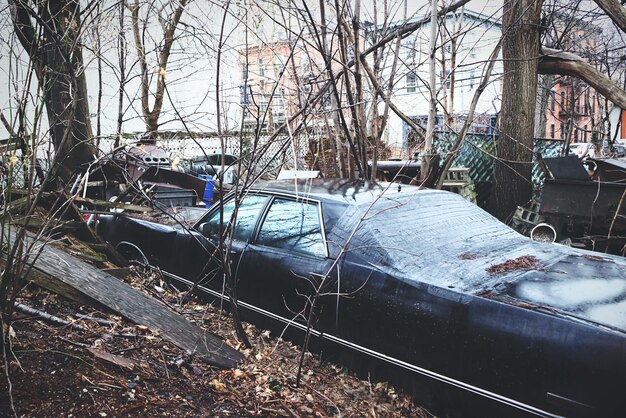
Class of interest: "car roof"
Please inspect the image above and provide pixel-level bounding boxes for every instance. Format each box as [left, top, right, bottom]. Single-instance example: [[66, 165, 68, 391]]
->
[[251, 178, 423, 205]]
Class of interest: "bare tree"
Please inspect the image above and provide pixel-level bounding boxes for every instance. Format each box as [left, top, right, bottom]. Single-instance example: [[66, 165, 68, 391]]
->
[[9, 0, 97, 186], [493, 0, 626, 220], [490, 0, 543, 221], [129, 0, 189, 141], [421, 0, 439, 184]]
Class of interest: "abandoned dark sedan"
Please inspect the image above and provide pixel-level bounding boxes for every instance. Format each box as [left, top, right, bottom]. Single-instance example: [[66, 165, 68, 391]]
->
[[97, 179, 626, 417]]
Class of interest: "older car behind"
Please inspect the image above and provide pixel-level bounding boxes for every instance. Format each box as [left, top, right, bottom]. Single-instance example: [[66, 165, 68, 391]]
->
[[569, 143, 595, 159], [97, 180, 626, 417]]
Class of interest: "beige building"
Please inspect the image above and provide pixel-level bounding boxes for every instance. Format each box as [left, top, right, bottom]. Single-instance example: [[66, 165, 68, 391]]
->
[[239, 40, 337, 133]]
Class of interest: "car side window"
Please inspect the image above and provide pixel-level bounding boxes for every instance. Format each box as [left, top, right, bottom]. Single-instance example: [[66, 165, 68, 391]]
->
[[203, 195, 268, 241], [256, 198, 326, 258]]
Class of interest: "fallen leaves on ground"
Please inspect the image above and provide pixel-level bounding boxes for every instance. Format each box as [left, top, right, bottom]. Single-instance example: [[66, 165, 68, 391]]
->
[[0, 268, 433, 418]]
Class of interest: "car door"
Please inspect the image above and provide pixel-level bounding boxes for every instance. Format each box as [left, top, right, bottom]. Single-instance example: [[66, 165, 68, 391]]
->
[[235, 195, 336, 328], [195, 194, 270, 290]]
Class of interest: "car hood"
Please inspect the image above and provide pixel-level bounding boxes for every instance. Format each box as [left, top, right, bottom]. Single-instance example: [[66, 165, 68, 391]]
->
[[329, 189, 626, 334], [503, 254, 626, 332]]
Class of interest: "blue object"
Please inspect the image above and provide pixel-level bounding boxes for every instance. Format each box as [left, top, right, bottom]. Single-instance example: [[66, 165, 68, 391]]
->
[[199, 175, 214, 205]]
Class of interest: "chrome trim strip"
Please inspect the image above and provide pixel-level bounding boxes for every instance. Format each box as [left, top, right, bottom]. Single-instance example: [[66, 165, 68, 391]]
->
[[165, 272, 563, 418], [546, 392, 593, 410]]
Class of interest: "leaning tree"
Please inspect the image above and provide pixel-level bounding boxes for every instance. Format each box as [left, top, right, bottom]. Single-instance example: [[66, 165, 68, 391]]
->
[[9, 0, 96, 187], [492, 0, 626, 221]]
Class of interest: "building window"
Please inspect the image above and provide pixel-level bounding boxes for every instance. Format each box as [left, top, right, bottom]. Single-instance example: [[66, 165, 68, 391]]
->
[[274, 63, 284, 76], [550, 124, 555, 139], [591, 96, 596, 113], [322, 89, 332, 108], [443, 69, 451, 89], [406, 72, 417, 93], [560, 91, 565, 112], [583, 125, 588, 141], [574, 128, 579, 142], [347, 46, 355, 61], [259, 95, 268, 112], [560, 122, 565, 139], [300, 57, 310, 73], [240, 85, 252, 104], [550, 91, 555, 112], [258, 57, 265, 77], [404, 38, 417, 62]]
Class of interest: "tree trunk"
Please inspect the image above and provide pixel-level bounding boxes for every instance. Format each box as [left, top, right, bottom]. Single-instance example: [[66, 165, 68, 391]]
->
[[11, 0, 96, 186], [491, 0, 543, 221], [421, 0, 439, 185]]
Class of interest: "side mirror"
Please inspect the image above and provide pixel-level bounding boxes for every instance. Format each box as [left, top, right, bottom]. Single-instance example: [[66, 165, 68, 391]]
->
[[198, 222, 214, 236]]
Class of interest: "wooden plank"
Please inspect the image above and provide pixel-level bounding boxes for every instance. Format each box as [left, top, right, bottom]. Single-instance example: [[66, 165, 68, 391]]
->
[[4, 225, 243, 368]]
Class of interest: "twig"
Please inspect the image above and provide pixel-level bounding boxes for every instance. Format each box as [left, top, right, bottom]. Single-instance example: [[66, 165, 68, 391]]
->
[[159, 349, 170, 379], [110, 346, 138, 355], [58, 336, 91, 348], [14, 302, 86, 332], [606, 188, 626, 252], [2, 323, 18, 418], [16, 303, 140, 339], [70, 313, 117, 327]]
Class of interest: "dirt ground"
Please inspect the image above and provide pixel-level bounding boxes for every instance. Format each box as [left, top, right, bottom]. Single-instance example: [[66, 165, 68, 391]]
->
[[0, 269, 433, 418]]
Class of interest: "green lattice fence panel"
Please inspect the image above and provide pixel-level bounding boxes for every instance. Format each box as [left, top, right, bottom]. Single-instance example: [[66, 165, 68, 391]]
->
[[433, 133, 564, 207], [532, 138, 565, 185]]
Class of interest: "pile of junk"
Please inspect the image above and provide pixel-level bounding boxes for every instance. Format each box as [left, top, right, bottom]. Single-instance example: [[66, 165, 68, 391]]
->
[[510, 155, 626, 256], [77, 141, 239, 212]]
